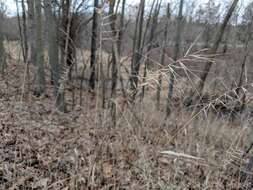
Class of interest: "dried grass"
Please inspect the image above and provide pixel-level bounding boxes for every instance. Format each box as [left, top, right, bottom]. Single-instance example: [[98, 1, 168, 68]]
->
[[1, 40, 253, 190]]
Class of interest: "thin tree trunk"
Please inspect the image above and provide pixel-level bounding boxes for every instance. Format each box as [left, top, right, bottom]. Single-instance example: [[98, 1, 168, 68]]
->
[[203, 22, 211, 49], [223, 25, 230, 54], [129, 0, 145, 102], [109, 0, 120, 126], [141, 0, 160, 100], [56, 0, 73, 112], [109, 0, 126, 127], [236, 17, 253, 98], [157, 3, 170, 109], [0, 13, 6, 75], [34, 0, 46, 96], [230, 31, 250, 118], [203, 0, 212, 49], [21, 0, 28, 63], [118, 0, 128, 103], [118, 0, 126, 51], [20, 0, 31, 98], [237, 46, 249, 96], [27, 0, 36, 65], [140, 0, 156, 54], [15, 0, 26, 64], [45, 0, 60, 96], [89, 0, 99, 92], [196, 0, 239, 96], [166, 0, 184, 116]]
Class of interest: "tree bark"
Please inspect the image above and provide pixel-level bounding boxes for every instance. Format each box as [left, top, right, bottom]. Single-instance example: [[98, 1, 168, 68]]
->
[[236, 16, 253, 96], [56, 0, 73, 112], [109, 0, 126, 126], [16, 0, 26, 65], [89, 0, 99, 92], [141, 0, 160, 100], [197, 0, 239, 96], [157, 3, 170, 110], [27, 0, 36, 65], [109, 0, 119, 126], [167, 0, 184, 115], [129, 0, 145, 102], [34, 0, 46, 96], [21, 0, 28, 63], [45, 0, 60, 96], [0, 11, 6, 75]]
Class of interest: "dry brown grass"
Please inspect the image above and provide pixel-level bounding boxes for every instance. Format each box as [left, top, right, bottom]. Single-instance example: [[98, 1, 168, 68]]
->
[[1, 41, 253, 189], [1, 86, 253, 189]]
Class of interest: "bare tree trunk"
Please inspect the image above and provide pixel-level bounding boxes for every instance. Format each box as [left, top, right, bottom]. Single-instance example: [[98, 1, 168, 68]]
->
[[118, 0, 126, 52], [110, 8, 119, 102], [56, 0, 73, 112], [203, 0, 213, 49], [108, 0, 126, 126], [20, 0, 31, 96], [89, 0, 99, 92], [157, 3, 170, 110], [21, 0, 28, 63], [141, 0, 160, 100], [0, 32, 5, 75], [196, 0, 239, 96], [118, 0, 127, 105], [27, 0, 36, 65], [145, 0, 160, 66], [166, 0, 184, 116], [34, 0, 46, 96], [129, 0, 145, 102], [203, 23, 211, 49], [109, 0, 120, 126], [45, 0, 60, 96], [0, 12, 6, 75], [60, 0, 75, 70], [16, 0, 26, 64], [223, 25, 230, 54], [140, 0, 156, 53], [236, 17, 253, 97], [237, 45, 249, 96]]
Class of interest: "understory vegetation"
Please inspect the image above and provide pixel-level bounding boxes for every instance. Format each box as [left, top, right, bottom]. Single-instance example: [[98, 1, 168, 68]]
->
[[1, 0, 253, 189]]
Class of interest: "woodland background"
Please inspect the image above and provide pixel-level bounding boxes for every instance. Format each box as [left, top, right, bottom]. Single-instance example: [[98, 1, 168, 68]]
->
[[1, 0, 253, 189]]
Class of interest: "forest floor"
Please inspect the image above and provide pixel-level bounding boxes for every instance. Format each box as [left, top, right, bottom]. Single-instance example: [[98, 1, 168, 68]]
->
[[1, 44, 253, 189]]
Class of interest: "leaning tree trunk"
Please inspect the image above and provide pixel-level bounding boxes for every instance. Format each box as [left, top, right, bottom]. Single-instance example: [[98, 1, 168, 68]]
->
[[89, 0, 99, 92], [141, 0, 160, 100], [196, 0, 239, 97], [45, 0, 60, 96], [129, 0, 145, 102], [166, 0, 184, 116], [145, 0, 161, 64], [34, 0, 46, 96]]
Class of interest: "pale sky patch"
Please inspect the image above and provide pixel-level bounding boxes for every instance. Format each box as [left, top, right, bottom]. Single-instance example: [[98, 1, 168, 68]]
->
[[3, 0, 252, 16], [4, 0, 16, 16]]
